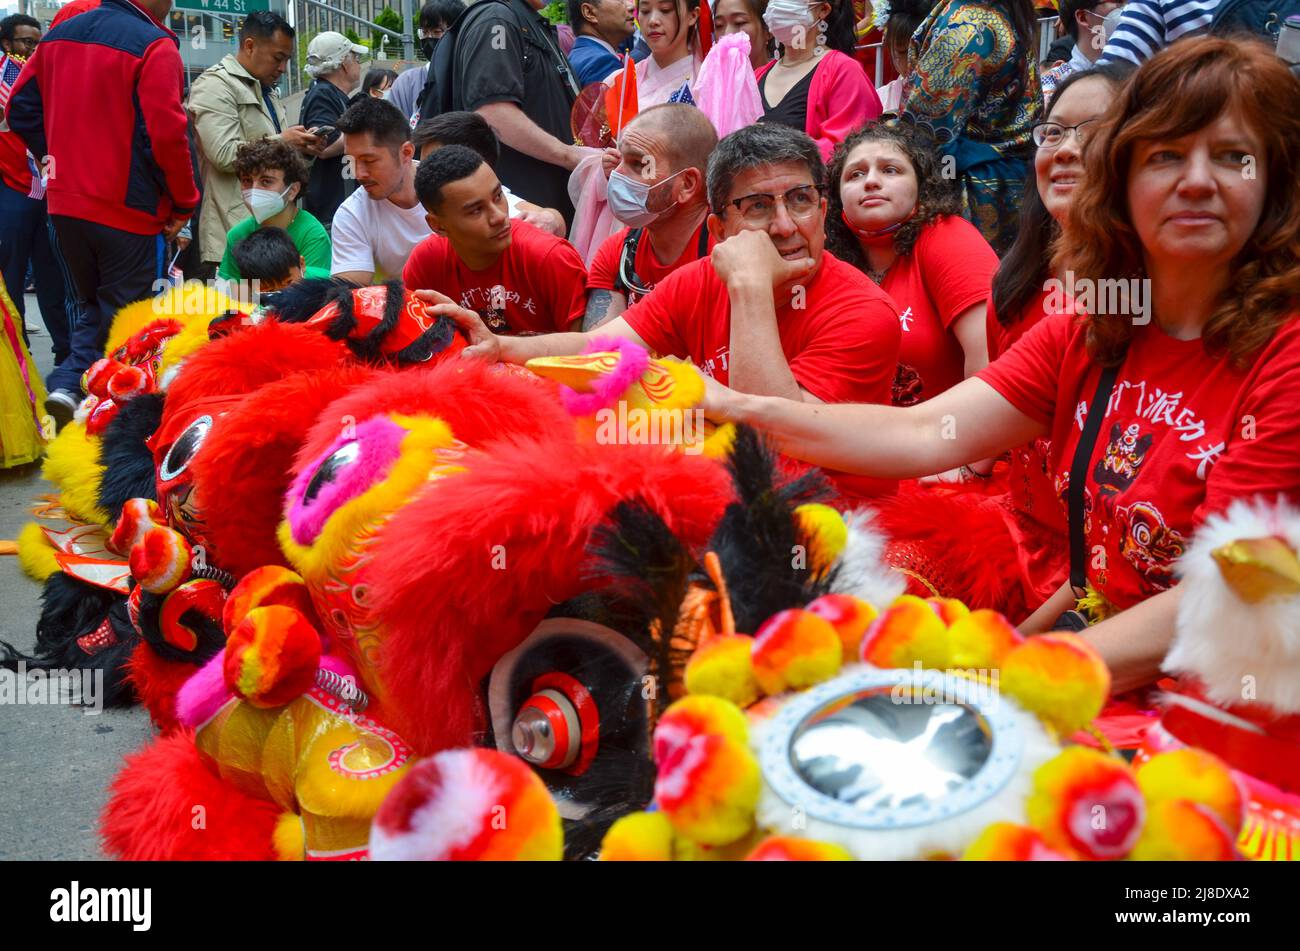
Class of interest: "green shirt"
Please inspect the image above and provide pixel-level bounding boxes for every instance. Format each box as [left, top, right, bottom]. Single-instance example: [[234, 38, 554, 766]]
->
[[218, 208, 333, 282]]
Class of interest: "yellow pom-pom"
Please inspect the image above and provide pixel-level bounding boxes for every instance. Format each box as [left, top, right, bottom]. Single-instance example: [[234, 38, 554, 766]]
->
[[272, 812, 306, 860], [600, 811, 676, 860], [751, 608, 842, 695], [946, 609, 1023, 669], [16, 521, 60, 582], [795, 503, 848, 575], [1135, 749, 1243, 835], [1000, 633, 1110, 735], [859, 594, 951, 670], [926, 597, 969, 625], [685, 634, 761, 707]]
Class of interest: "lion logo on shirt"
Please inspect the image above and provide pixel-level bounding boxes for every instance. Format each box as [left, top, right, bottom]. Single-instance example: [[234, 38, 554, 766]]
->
[[1116, 500, 1184, 591], [1094, 422, 1154, 494]]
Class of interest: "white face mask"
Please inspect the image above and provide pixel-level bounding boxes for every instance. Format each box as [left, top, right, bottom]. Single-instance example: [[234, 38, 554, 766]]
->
[[606, 168, 685, 227], [242, 184, 293, 224], [763, 0, 818, 50]]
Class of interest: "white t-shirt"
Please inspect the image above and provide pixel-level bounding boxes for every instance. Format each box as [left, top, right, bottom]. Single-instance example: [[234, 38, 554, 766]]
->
[[330, 160, 525, 279]]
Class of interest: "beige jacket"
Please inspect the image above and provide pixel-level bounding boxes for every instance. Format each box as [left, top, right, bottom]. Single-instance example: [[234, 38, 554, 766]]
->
[[187, 54, 287, 263]]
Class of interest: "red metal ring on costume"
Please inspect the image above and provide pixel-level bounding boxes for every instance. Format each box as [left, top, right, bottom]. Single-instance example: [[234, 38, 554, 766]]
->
[[510, 672, 600, 774]]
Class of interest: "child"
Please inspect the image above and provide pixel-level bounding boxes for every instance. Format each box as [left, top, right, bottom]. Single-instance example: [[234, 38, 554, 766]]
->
[[230, 227, 326, 295]]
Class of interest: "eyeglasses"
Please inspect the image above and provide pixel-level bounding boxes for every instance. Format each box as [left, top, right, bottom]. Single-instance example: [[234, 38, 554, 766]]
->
[[727, 185, 823, 225], [1032, 118, 1099, 149]]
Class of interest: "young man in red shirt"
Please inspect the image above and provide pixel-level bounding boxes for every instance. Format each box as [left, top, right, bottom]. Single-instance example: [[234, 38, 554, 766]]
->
[[422, 123, 902, 500], [584, 102, 718, 329], [403, 145, 587, 334]]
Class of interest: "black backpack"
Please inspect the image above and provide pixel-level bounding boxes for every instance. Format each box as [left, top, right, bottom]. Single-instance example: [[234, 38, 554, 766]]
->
[[414, 0, 577, 126], [1211, 0, 1300, 40]]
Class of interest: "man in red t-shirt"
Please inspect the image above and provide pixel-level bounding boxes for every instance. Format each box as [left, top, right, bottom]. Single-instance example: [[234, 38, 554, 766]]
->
[[422, 123, 902, 500], [584, 103, 718, 329], [404, 144, 587, 334]]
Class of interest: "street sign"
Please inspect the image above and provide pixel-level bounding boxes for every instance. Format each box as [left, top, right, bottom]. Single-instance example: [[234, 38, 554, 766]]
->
[[173, 0, 271, 14]]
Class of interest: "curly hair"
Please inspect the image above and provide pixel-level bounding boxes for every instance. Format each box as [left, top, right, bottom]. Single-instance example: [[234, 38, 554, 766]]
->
[[233, 138, 310, 192], [825, 118, 962, 269], [1058, 36, 1300, 368]]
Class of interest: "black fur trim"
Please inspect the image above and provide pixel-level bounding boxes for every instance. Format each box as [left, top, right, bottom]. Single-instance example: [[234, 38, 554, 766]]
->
[[391, 315, 457, 364], [261, 277, 353, 324], [96, 392, 164, 517], [134, 590, 225, 665]]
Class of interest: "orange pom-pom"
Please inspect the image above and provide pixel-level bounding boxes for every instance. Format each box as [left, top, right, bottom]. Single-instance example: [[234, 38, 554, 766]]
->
[[946, 609, 1023, 669], [859, 595, 950, 670], [371, 749, 563, 861], [223, 604, 322, 708], [1027, 748, 1144, 860], [129, 525, 193, 594], [751, 608, 842, 695], [158, 579, 227, 654], [653, 695, 759, 845], [962, 823, 1072, 861], [746, 836, 853, 861], [223, 565, 315, 636], [1129, 799, 1239, 861], [110, 497, 164, 557], [805, 593, 878, 661], [1000, 633, 1110, 734], [926, 597, 969, 625]]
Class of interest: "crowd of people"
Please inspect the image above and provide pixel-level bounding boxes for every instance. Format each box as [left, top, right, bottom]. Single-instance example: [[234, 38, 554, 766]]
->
[[2, 0, 1299, 693]]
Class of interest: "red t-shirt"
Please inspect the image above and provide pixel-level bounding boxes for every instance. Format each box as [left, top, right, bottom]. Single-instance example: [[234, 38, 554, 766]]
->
[[622, 250, 902, 502], [881, 215, 998, 403], [978, 311, 1300, 611], [587, 222, 716, 307], [403, 219, 587, 334]]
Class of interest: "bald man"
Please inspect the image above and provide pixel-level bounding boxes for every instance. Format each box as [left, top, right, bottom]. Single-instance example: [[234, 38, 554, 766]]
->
[[583, 103, 719, 329]]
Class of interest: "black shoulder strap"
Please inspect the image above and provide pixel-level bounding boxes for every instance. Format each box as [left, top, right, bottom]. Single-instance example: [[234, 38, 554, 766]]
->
[[1068, 362, 1120, 598], [613, 227, 644, 295]]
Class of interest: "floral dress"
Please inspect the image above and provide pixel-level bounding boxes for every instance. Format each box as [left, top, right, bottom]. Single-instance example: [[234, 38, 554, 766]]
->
[[902, 0, 1042, 256]]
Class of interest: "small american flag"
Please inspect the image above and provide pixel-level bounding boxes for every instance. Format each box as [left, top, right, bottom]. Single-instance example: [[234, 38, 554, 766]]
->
[[0, 53, 46, 200]]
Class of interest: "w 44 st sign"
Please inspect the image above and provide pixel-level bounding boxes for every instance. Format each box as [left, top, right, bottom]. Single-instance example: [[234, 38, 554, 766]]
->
[[173, 0, 271, 13]]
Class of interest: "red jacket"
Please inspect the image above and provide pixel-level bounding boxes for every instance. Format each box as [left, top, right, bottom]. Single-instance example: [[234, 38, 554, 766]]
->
[[5, 0, 199, 234]]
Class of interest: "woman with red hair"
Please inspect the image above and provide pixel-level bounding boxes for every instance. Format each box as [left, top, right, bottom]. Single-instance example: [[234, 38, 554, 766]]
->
[[703, 36, 1300, 691]]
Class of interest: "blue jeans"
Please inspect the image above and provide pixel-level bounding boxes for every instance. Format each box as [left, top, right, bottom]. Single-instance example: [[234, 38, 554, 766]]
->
[[0, 182, 70, 364]]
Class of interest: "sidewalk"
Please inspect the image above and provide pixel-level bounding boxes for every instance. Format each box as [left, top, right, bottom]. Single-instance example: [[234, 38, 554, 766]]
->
[[0, 297, 152, 860]]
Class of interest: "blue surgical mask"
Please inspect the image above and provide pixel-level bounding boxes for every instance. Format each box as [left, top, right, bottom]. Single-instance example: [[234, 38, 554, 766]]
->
[[606, 168, 685, 228]]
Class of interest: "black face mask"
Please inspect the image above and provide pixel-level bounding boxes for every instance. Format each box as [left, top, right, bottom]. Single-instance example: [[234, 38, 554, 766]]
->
[[420, 36, 439, 59]]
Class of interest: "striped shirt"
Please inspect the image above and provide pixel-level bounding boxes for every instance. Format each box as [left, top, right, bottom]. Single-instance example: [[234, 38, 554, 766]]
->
[[1097, 0, 1218, 66]]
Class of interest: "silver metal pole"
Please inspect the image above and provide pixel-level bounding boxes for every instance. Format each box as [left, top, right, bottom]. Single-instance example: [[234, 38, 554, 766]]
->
[[401, 0, 415, 60]]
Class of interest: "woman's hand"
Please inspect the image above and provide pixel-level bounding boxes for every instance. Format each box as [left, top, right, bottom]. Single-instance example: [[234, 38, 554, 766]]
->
[[414, 289, 501, 362]]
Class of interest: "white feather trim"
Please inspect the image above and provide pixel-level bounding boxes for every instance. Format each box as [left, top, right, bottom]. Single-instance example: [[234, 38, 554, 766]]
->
[[831, 508, 906, 610], [1168, 496, 1300, 714]]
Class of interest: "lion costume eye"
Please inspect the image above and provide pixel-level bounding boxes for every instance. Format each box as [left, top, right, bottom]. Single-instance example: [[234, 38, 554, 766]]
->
[[159, 415, 212, 483], [287, 417, 409, 547], [303, 441, 361, 504]]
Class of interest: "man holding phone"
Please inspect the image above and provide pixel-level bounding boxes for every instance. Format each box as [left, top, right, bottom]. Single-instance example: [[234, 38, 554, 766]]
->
[[301, 32, 368, 231], [189, 11, 324, 278]]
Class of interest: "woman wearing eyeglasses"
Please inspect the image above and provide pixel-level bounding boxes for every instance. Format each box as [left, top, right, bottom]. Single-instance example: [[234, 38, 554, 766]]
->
[[702, 37, 1300, 690], [827, 119, 999, 409], [754, 0, 881, 161], [899, 0, 1042, 255]]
